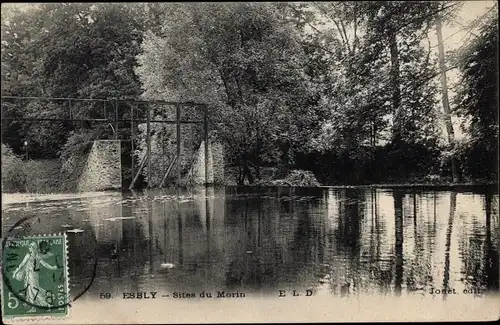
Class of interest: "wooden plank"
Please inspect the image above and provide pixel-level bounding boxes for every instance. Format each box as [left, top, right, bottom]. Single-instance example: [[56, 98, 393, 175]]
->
[[159, 155, 178, 188], [146, 104, 152, 187], [204, 105, 209, 185], [128, 148, 148, 190], [176, 104, 181, 186]]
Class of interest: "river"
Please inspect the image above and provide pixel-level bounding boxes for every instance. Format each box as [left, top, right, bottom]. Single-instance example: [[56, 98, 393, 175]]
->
[[2, 186, 498, 300]]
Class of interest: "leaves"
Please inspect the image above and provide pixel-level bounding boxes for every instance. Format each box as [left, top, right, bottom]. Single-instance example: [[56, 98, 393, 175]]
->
[[453, 8, 498, 180], [2, 3, 145, 159], [135, 3, 323, 183], [2, 2, 496, 185]]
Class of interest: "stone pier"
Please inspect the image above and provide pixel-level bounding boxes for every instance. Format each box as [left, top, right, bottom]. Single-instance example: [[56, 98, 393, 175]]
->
[[78, 140, 122, 192], [192, 140, 224, 185]]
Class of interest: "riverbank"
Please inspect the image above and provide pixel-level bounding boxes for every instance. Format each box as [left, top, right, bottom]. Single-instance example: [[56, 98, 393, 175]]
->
[[318, 182, 498, 190], [1, 191, 116, 205]]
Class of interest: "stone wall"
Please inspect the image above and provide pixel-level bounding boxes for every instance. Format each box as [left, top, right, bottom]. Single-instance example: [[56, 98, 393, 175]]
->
[[78, 140, 122, 192], [191, 139, 224, 185], [211, 142, 224, 184]]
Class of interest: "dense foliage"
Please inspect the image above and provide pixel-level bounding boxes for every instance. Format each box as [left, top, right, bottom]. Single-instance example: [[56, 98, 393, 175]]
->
[[1, 2, 498, 189], [2, 3, 147, 189], [454, 13, 499, 181], [135, 3, 325, 184], [1, 143, 25, 191]]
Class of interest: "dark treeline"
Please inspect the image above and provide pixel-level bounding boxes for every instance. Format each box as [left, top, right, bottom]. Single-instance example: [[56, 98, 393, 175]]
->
[[1, 2, 498, 188]]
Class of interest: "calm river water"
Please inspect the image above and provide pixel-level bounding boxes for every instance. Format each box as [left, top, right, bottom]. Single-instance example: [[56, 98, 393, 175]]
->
[[2, 186, 499, 299]]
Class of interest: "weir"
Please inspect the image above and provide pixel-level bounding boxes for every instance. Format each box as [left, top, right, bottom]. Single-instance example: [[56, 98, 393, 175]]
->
[[76, 137, 224, 192]]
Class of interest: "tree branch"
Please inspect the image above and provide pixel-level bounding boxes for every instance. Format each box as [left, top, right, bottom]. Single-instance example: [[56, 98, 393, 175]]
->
[[353, 6, 358, 55], [339, 20, 352, 55], [420, 65, 458, 87], [312, 3, 352, 54], [395, 2, 461, 34], [330, 16, 349, 52], [424, 21, 431, 66], [295, 38, 336, 56], [284, 3, 323, 34]]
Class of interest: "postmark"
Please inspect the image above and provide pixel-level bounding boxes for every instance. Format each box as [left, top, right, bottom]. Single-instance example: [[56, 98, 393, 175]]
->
[[2, 234, 70, 319]]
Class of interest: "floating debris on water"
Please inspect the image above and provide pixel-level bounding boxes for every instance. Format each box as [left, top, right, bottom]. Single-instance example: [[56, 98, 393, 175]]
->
[[152, 195, 176, 201], [66, 228, 84, 233], [5, 207, 24, 212], [132, 211, 149, 214], [103, 216, 136, 221], [160, 263, 175, 269]]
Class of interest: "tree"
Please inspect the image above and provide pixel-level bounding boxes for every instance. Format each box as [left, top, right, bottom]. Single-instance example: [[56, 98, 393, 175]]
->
[[2, 3, 148, 188], [454, 8, 498, 181], [1, 4, 53, 156], [279, 1, 464, 183], [136, 3, 323, 184], [436, 12, 459, 182]]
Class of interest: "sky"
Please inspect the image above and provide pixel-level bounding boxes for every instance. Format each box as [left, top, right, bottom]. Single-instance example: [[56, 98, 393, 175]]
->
[[429, 0, 497, 140], [437, 0, 496, 52]]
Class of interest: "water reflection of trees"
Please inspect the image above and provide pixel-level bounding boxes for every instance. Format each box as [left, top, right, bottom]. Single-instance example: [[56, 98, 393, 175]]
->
[[441, 192, 456, 300], [459, 190, 499, 293], [394, 190, 404, 296], [321, 188, 498, 297], [222, 188, 331, 293], [335, 189, 362, 254], [16, 186, 496, 297], [484, 192, 499, 291]]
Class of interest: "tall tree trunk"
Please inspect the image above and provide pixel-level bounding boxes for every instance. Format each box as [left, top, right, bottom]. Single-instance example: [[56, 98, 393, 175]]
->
[[276, 143, 291, 179], [436, 15, 459, 183], [388, 29, 402, 143], [255, 135, 261, 180], [237, 163, 244, 185], [243, 155, 254, 184]]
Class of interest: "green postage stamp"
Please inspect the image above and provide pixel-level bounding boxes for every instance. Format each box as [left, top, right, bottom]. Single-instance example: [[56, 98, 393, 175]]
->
[[2, 234, 70, 319]]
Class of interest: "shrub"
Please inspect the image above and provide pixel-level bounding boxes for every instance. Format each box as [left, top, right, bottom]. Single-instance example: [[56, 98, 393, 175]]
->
[[453, 138, 498, 182], [269, 169, 321, 187], [24, 160, 63, 193], [1, 143, 27, 192]]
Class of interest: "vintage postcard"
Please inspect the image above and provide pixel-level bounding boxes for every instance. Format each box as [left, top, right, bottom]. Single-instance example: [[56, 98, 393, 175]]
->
[[1, 1, 499, 323]]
